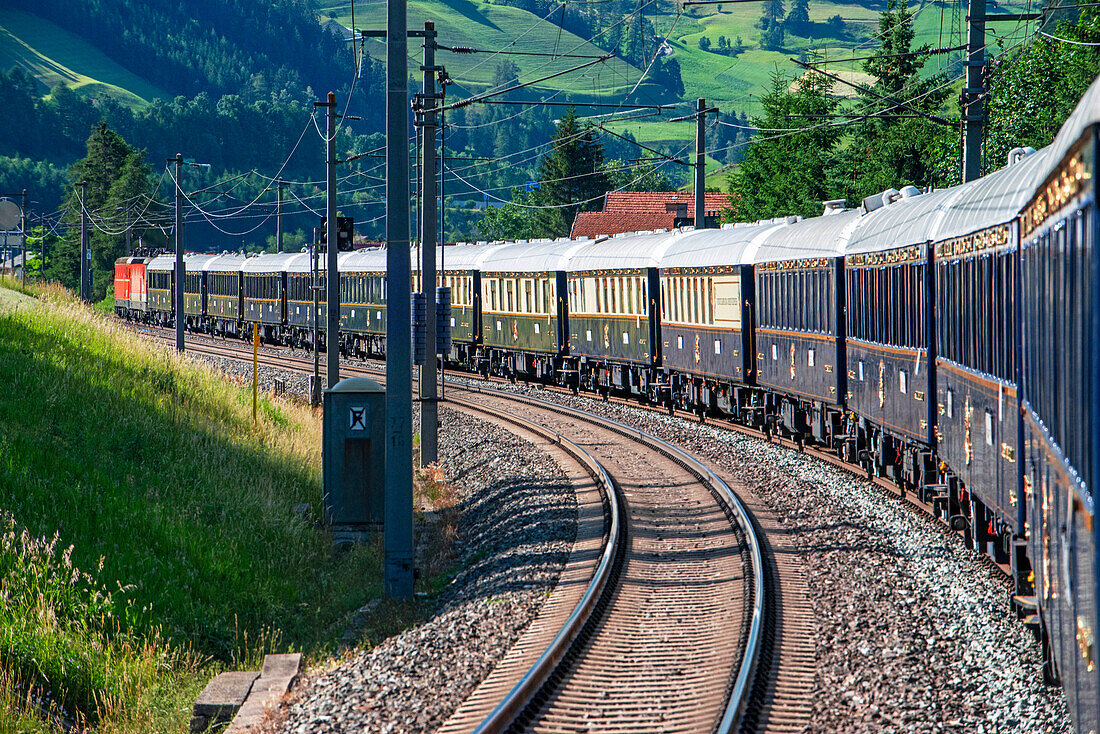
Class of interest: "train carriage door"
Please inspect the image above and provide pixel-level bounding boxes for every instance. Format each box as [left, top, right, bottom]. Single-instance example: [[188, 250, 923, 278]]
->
[[555, 271, 569, 355], [646, 267, 660, 367], [833, 257, 846, 406], [738, 264, 755, 385]]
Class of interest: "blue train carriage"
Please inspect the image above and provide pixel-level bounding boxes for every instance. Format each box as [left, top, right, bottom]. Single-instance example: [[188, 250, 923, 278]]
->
[[930, 148, 1053, 564], [145, 254, 176, 326], [478, 239, 579, 381], [843, 187, 947, 486], [1018, 81, 1100, 729], [338, 248, 386, 356], [566, 231, 669, 398], [242, 252, 295, 341], [753, 215, 849, 445], [203, 253, 247, 337], [656, 223, 773, 420], [440, 242, 508, 367], [181, 253, 219, 331]]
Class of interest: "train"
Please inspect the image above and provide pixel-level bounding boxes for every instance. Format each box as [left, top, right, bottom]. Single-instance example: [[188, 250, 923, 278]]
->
[[115, 77, 1100, 731]]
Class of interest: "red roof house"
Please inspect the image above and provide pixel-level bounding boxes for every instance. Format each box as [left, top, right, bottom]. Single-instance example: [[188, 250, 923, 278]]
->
[[570, 191, 734, 239]]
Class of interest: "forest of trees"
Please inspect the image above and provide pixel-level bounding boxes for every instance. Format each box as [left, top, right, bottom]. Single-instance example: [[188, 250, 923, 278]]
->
[[7, 0, 377, 112], [4, 0, 1100, 256], [726, 3, 1100, 221]]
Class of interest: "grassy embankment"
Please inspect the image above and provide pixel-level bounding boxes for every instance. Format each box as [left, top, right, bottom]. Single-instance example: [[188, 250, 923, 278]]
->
[[0, 278, 382, 732]]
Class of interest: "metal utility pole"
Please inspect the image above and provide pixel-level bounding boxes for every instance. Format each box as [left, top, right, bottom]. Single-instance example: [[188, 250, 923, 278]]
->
[[78, 180, 88, 302], [694, 98, 718, 229], [386, 0, 414, 601], [276, 177, 284, 253], [312, 228, 321, 406], [325, 92, 340, 389], [419, 20, 440, 467], [963, 0, 986, 182], [39, 212, 45, 272], [173, 153, 185, 352], [20, 190, 26, 286]]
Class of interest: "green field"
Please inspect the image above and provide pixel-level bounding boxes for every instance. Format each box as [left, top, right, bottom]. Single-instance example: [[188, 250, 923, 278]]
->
[[327, 0, 667, 102], [0, 8, 167, 105]]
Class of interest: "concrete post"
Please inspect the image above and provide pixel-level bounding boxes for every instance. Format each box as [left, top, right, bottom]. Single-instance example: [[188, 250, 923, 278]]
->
[[385, 0, 415, 601], [174, 153, 185, 352], [963, 0, 986, 182], [326, 92, 340, 389], [420, 21, 439, 467], [79, 180, 88, 302], [695, 98, 706, 229]]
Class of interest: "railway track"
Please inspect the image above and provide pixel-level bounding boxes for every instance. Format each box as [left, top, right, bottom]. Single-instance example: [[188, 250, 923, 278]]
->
[[128, 324, 817, 732]]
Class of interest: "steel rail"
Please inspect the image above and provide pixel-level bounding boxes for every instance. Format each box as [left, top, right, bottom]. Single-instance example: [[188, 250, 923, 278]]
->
[[456, 384, 766, 733], [456, 399, 624, 734], [131, 324, 765, 731]]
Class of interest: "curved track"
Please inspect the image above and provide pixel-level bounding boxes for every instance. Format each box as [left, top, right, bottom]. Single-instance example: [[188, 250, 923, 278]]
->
[[129, 325, 810, 733]]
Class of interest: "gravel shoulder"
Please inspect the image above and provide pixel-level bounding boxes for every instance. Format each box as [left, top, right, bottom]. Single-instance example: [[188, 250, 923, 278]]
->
[[187, 353, 577, 734], [452, 379, 1071, 734], [170, 340, 1070, 731]]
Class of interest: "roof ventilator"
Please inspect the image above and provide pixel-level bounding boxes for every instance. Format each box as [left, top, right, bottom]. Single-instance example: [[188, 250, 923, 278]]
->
[[862, 188, 904, 214], [822, 199, 846, 216], [1008, 146, 1037, 166], [900, 185, 922, 199]]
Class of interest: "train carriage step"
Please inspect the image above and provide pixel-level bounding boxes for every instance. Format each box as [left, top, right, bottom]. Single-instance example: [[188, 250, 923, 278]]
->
[[1022, 614, 1041, 631], [1012, 594, 1039, 614]]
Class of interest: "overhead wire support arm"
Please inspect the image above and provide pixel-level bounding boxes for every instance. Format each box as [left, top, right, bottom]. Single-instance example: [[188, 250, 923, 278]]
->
[[441, 45, 608, 59], [440, 54, 614, 112], [681, 0, 766, 6], [474, 99, 672, 112], [593, 123, 691, 166], [789, 58, 954, 127], [817, 44, 967, 64], [975, 12, 1043, 21]]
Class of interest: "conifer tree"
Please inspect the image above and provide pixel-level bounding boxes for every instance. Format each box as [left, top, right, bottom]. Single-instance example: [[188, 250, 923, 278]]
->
[[52, 124, 163, 299], [531, 108, 610, 238]]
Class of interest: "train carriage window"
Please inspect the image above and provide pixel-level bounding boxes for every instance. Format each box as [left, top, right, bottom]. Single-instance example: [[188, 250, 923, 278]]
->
[[641, 278, 648, 315], [862, 268, 871, 341], [680, 276, 687, 323]]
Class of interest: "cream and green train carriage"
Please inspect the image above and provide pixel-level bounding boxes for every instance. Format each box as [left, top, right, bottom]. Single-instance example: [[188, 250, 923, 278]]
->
[[338, 248, 387, 356], [439, 242, 508, 366], [203, 252, 247, 336], [565, 231, 670, 398], [476, 239, 583, 381], [242, 252, 297, 341], [145, 253, 176, 325], [180, 253, 219, 330]]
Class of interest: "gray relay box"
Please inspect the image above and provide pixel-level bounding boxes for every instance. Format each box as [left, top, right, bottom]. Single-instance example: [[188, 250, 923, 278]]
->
[[322, 376, 386, 530]]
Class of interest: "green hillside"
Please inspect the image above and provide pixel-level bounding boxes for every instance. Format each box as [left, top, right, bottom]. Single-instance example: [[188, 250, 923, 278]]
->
[[327, 0, 667, 102], [0, 8, 166, 105]]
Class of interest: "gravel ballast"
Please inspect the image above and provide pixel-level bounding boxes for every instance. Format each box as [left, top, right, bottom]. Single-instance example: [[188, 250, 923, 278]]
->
[[274, 406, 575, 734], [450, 378, 1072, 733], [181, 340, 1070, 731], [186, 352, 577, 733]]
